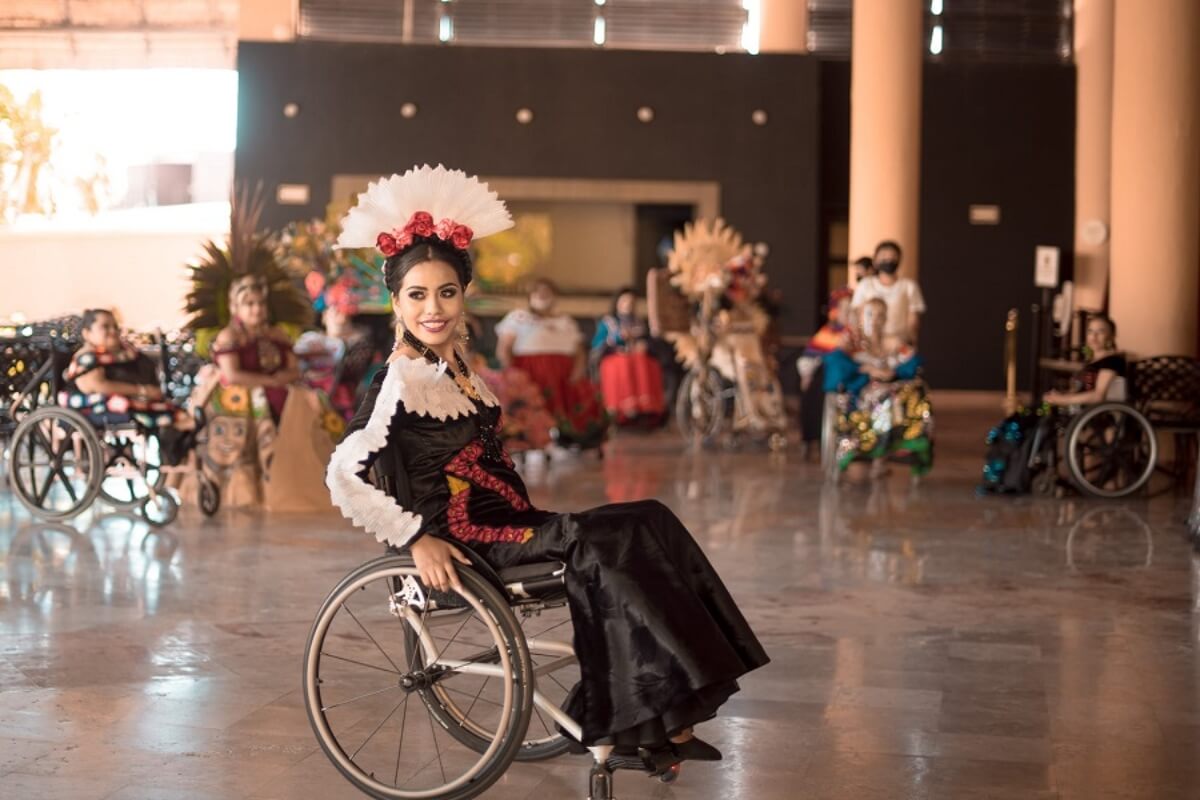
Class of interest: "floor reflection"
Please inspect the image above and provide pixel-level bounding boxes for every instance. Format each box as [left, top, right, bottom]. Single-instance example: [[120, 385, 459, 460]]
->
[[1, 419, 1198, 799]]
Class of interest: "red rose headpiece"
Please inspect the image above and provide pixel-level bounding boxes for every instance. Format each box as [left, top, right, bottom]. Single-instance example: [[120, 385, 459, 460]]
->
[[336, 165, 514, 258], [375, 211, 475, 258]]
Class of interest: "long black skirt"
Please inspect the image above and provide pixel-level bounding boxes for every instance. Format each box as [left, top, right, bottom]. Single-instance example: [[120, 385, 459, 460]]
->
[[472, 499, 769, 747]]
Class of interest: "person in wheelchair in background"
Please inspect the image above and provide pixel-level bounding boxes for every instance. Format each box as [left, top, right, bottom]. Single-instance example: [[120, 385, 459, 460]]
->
[[325, 168, 768, 780], [61, 308, 179, 428], [825, 298, 933, 478], [1043, 314, 1127, 407]]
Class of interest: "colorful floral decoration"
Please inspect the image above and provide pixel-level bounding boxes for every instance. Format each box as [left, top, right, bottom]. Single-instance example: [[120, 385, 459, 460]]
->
[[277, 205, 390, 316]]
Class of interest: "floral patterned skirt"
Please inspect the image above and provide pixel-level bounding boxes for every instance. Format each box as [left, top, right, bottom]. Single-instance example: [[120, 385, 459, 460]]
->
[[835, 380, 934, 474]]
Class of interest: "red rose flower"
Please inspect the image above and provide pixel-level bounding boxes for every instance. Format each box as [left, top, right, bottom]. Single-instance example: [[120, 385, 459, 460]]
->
[[405, 211, 435, 238], [376, 232, 399, 257], [449, 224, 473, 250]]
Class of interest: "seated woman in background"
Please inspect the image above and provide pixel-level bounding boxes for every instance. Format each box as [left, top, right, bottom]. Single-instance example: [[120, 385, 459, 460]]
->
[[62, 308, 179, 429], [590, 286, 666, 427], [1044, 314, 1126, 406], [495, 278, 608, 449], [193, 275, 338, 509], [825, 298, 932, 477]]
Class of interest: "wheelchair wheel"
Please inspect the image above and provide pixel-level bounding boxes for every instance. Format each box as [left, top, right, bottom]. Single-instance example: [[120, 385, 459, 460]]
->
[[1065, 402, 1157, 498], [409, 596, 578, 763], [304, 555, 534, 800], [8, 407, 104, 522], [514, 599, 579, 761], [198, 475, 221, 517], [98, 430, 166, 511], [140, 489, 179, 528], [675, 369, 724, 443], [820, 393, 840, 479]]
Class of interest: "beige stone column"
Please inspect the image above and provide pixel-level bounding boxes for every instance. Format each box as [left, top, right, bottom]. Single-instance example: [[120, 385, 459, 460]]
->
[[1109, 0, 1200, 357], [848, 0, 924, 281], [759, 0, 808, 54], [238, 0, 297, 41], [1072, 0, 1114, 312]]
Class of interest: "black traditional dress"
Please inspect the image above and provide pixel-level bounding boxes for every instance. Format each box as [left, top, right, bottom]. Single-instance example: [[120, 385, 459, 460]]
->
[[326, 354, 768, 747]]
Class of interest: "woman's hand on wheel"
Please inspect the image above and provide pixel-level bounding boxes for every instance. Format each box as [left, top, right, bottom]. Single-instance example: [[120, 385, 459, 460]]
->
[[410, 536, 471, 594]]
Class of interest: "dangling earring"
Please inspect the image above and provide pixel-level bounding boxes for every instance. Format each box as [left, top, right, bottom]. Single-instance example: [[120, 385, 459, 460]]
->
[[457, 315, 470, 347], [393, 317, 407, 350]]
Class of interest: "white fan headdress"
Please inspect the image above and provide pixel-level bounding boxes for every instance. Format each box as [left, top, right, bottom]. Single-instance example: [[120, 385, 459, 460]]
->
[[336, 164, 513, 257]]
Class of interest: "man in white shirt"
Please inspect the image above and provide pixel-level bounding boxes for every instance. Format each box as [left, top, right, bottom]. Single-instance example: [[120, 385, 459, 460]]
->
[[850, 240, 926, 344]]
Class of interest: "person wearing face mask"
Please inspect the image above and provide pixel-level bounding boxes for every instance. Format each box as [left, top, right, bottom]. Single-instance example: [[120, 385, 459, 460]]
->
[[850, 240, 926, 345], [824, 299, 933, 477], [494, 277, 608, 449]]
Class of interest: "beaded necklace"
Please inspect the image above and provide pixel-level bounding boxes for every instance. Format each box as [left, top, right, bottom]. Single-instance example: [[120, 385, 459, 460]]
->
[[401, 329, 481, 402]]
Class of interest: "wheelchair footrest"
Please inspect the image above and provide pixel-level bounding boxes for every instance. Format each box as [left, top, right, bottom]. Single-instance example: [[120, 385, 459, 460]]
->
[[604, 746, 681, 776]]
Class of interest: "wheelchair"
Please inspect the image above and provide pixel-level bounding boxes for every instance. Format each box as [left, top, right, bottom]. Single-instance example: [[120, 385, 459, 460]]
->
[[1027, 356, 1200, 499], [2, 328, 220, 526], [819, 377, 934, 480], [303, 549, 684, 800]]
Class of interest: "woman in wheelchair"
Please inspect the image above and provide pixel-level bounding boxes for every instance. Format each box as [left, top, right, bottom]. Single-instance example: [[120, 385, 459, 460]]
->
[[1044, 314, 1127, 406], [326, 169, 768, 776], [62, 308, 178, 428]]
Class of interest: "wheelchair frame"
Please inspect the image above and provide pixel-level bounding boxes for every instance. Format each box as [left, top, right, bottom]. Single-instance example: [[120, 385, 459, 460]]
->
[[2, 331, 218, 525], [303, 551, 682, 800]]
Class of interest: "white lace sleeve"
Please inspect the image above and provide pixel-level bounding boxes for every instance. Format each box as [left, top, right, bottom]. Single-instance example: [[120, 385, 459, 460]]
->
[[325, 366, 424, 547]]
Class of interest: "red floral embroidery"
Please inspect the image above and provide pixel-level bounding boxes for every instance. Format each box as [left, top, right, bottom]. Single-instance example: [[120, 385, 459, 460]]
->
[[445, 441, 528, 511], [442, 441, 533, 544]]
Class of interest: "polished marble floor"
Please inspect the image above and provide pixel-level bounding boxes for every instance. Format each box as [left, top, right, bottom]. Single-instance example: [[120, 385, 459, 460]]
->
[[1, 396, 1198, 799]]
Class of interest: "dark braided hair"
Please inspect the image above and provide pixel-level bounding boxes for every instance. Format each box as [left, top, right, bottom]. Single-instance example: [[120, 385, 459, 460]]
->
[[384, 237, 473, 295]]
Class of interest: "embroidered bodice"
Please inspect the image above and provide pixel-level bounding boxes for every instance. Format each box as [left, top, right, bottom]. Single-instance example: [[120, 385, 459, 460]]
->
[[326, 355, 553, 547]]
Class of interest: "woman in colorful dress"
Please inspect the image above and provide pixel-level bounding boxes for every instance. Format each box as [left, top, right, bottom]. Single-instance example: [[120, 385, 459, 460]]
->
[[494, 278, 608, 448], [61, 309, 178, 430], [824, 298, 933, 477], [327, 165, 767, 763], [590, 286, 666, 427], [195, 276, 338, 509]]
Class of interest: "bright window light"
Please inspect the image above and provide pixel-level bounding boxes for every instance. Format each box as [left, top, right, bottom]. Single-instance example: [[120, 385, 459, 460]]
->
[[439, 15, 454, 42], [593, 16, 606, 46], [930, 24, 944, 55], [595, 0, 607, 6], [0, 69, 236, 224], [931, 0, 944, 15], [741, 0, 761, 55]]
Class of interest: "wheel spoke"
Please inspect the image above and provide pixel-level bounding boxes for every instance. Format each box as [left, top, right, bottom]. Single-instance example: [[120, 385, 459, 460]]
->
[[321, 651, 401, 675], [533, 704, 552, 737], [460, 675, 491, 721], [56, 467, 80, 504], [393, 684, 410, 786], [322, 682, 403, 712], [350, 695, 409, 761], [343, 603, 403, 674], [426, 700, 448, 786], [524, 617, 572, 640], [438, 683, 503, 708]]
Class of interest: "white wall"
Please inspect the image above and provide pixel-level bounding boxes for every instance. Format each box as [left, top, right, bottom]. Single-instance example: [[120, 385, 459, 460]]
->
[[0, 204, 227, 332]]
